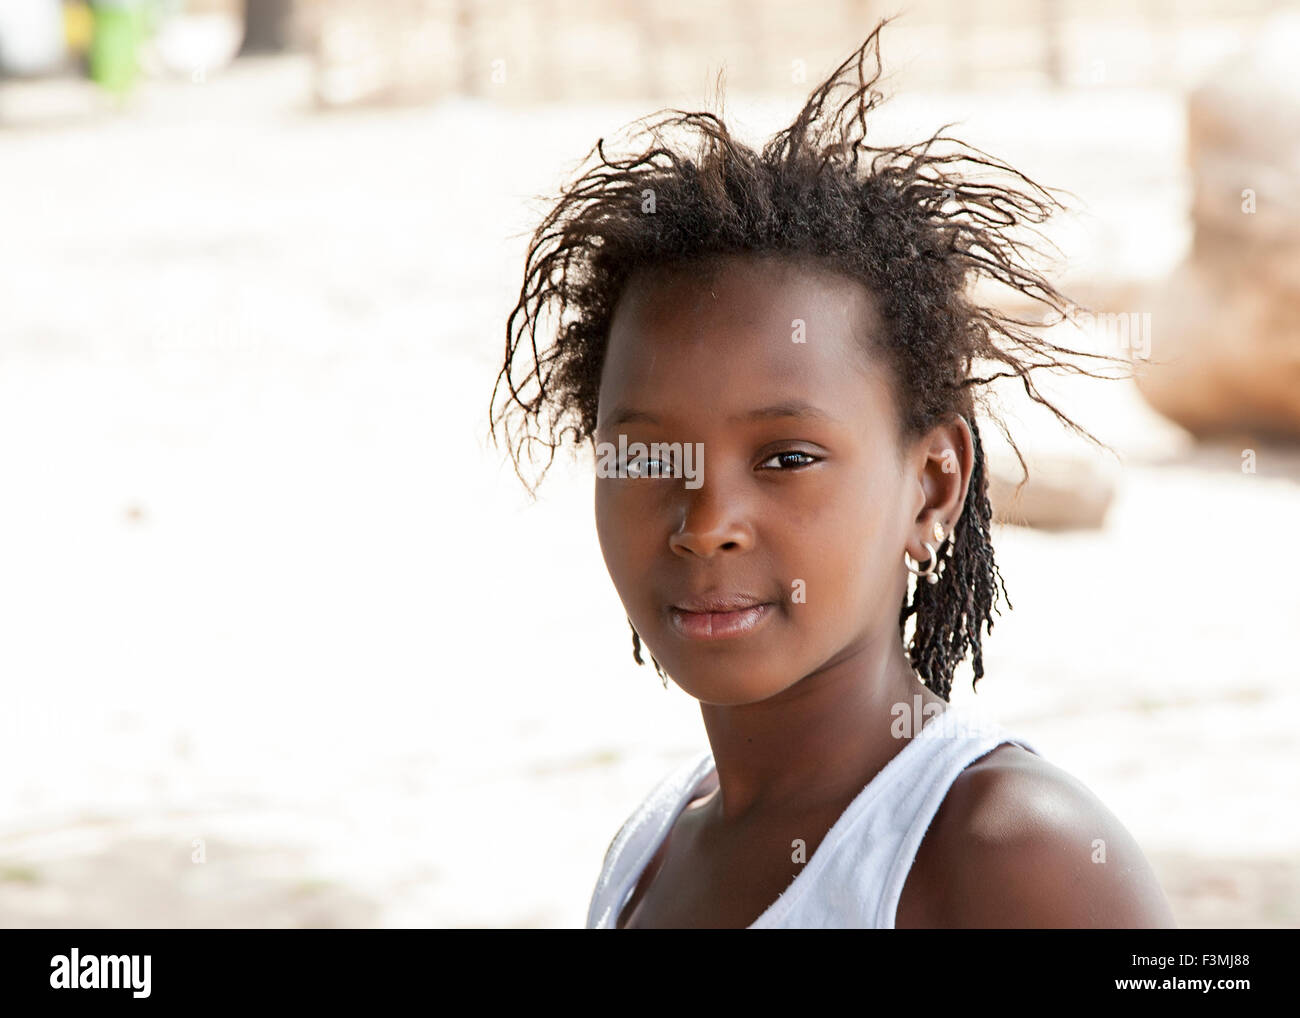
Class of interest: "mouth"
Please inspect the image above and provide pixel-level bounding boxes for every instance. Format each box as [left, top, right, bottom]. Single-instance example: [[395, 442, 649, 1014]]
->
[[667, 594, 775, 641]]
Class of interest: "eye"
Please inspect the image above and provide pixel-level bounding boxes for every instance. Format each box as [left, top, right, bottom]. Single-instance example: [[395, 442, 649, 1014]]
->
[[757, 450, 819, 471], [625, 455, 674, 478]]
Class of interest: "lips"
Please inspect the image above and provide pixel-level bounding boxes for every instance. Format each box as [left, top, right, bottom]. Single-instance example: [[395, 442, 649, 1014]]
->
[[667, 593, 775, 640], [671, 593, 768, 613]]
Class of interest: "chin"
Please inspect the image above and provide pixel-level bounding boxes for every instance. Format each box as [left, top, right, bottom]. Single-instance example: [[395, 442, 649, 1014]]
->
[[670, 668, 796, 706]]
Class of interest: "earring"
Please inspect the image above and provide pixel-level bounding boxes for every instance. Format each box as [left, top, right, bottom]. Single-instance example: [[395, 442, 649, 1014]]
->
[[904, 542, 941, 585], [908, 519, 958, 584]]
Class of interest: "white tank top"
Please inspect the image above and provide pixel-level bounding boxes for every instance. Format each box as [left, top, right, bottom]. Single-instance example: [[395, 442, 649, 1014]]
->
[[586, 698, 1040, 928]]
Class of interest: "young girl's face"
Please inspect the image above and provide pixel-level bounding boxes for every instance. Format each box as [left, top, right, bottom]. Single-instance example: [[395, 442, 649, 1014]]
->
[[593, 254, 922, 706]]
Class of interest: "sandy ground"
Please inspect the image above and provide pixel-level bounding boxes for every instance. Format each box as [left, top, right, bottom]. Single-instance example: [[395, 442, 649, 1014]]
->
[[0, 54, 1296, 928]]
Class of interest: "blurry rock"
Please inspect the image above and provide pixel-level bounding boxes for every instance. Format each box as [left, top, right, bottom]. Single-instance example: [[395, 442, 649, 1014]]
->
[[986, 448, 1117, 531], [1135, 15, 1300, 440], [1137, 260, 1300, 440]]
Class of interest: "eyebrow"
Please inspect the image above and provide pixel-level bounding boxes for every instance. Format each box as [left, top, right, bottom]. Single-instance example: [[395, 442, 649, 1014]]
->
[[602, 399, 837, 429]]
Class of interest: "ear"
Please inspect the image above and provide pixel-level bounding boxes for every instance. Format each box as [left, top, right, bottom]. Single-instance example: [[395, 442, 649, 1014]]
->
[[904, 413, 974, 566]]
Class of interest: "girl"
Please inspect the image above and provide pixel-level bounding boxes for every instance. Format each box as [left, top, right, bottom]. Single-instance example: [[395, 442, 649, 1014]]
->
[[490, 21, 1175, 929]]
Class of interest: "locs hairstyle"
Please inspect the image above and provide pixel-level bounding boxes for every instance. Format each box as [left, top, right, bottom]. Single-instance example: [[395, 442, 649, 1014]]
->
[[489, 19, 1128, 702]]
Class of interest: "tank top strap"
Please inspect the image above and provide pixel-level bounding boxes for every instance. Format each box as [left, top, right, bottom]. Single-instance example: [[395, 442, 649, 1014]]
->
[[873, 700, 1040, 927], [586, 750, 714, 929]]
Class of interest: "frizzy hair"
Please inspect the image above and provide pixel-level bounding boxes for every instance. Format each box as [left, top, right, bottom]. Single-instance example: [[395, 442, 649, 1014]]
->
[[489, 18, 1127, 701]]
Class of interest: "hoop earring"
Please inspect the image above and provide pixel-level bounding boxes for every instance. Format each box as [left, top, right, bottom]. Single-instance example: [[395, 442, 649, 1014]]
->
[[904, 541, 941, 585], [906, 516, 959, 586]]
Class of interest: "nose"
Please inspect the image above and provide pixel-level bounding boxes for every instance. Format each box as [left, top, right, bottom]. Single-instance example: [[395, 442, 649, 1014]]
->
[[668, 476, 755, 558]]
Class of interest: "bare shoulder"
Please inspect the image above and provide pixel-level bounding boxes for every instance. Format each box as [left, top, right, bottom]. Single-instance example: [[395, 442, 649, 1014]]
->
[[916, 743, 1176, 928]]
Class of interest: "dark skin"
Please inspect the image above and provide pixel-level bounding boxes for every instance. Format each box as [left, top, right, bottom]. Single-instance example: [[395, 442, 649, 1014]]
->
[[594, 254, 1176, 928]]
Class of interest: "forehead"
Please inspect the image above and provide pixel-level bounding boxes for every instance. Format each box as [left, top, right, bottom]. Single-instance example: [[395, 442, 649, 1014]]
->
[[598, 254, 895, 429]]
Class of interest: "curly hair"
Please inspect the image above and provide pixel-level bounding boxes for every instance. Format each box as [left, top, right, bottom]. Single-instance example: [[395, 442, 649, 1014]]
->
[[489, 18, 1127, 701]]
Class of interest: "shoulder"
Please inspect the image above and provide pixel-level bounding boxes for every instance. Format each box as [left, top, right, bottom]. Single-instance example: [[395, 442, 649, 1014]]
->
[[917, 743, 1176, 928]]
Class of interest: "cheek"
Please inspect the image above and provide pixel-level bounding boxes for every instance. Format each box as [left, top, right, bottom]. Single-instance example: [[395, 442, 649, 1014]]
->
[[593, 488, 621, 569], [782, 496, 896, 615], [594, 486, 652, 590]]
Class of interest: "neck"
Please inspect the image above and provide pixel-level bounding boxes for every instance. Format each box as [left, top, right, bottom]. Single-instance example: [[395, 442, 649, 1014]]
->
[[696, 632, 949, 823]]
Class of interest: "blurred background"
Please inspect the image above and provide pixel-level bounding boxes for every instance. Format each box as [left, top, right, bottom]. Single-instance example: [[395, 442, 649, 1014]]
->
[[0, 0, 1297, 928]]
